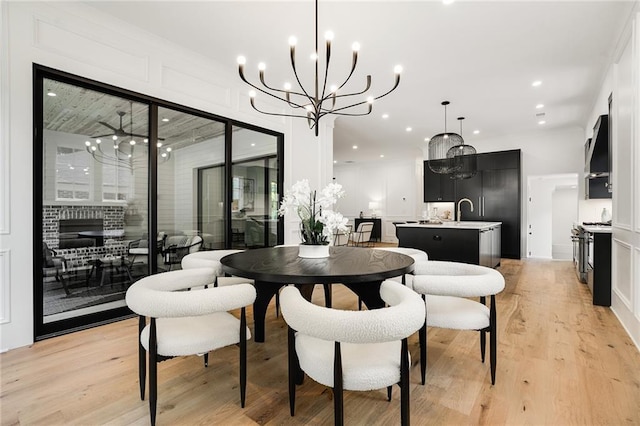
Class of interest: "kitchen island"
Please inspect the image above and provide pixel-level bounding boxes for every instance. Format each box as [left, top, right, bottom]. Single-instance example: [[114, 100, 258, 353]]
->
[[396, 221, 502, 268]]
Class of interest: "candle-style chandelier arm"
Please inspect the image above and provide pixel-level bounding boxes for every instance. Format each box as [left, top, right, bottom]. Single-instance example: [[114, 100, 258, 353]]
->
[[320, 104, 373, 117], [256, 69, 307, 103], [289, 45, 315, 106], [248, 96, 318, 120], [238, 65, 310, 110], [323, 73, 400, 115]]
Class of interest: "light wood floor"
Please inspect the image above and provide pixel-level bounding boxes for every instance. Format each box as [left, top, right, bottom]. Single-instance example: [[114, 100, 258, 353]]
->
[[2, 259, 640, 425]]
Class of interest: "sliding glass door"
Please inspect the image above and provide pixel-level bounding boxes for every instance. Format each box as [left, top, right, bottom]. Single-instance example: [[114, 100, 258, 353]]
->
[[34, 65, 284, 339], [38, 77, 148, 332]]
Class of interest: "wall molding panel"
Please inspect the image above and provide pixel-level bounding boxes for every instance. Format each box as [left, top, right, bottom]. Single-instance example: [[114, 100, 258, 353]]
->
[[33, 17, 149, 82], [612, 238, 632, 309], [0, 249, 10, 324], [161, 65, 231, 109]]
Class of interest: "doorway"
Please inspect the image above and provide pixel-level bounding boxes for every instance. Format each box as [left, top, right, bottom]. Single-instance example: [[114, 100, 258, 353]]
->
[[527, 174, 578, 259]]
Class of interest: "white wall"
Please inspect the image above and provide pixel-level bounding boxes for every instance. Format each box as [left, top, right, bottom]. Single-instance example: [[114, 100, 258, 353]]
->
[[0, 2, 333, 351], [333, 158, 419, 243], [591, 7, 640, 350]]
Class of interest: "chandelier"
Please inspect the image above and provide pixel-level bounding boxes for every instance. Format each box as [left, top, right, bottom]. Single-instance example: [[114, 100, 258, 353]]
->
[[237, 0, 402, 136], [84, 103, 171, 169], [447, 116, 477, 179], [428, 101, 463, 174]]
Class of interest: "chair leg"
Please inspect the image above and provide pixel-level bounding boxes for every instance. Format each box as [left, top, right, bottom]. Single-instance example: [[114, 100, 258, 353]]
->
[[333, 342, 344, 426], [149, 318, 158, 426], [240, 307, 247, 407], [419, 294, 427, 385], [323, 283, 332, 308], [400, 338, 410, 426], [275, 290, 280, 318], [138, 316, 146, 400], [480, 296, 487, 363], [287, 326, 297, 416], [203, 353, 209, 368], [387, 386, 392, 401], [490, 294, 497, 385]]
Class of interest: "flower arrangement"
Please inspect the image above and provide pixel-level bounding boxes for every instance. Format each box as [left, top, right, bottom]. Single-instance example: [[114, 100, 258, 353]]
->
[[278, 179, 348, 245]]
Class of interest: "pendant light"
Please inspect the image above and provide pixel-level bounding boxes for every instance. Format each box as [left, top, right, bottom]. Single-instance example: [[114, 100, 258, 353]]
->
[[447, 116, 477, 179], [428, 101, 463, 174]]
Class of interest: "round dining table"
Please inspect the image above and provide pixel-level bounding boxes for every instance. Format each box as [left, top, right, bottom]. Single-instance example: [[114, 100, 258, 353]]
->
[[220, 246, 415, 342]]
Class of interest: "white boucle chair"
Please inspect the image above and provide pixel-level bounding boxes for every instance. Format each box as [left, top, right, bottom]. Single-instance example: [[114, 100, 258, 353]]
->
[[280, 280, 425, 426], [125, 268, 256, 426], [372, 246, 428, 284], [410, 260, 505, 386], [181, 249, 252, 287]]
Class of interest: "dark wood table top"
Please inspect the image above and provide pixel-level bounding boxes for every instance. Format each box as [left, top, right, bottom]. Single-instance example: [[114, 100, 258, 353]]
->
[[220, 246, 415, 284]]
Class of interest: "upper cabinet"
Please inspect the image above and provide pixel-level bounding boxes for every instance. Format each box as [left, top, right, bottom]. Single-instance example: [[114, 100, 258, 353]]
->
[[585, 114, 612, 199], [423, 161, 455, 202]]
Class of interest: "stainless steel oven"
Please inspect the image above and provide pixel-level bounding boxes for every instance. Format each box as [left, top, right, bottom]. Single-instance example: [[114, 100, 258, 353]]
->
[[571, 225, 589, 283]]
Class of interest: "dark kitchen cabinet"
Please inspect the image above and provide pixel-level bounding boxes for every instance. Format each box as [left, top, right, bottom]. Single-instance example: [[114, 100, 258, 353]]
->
[[586, 176, 611, 199], [454, 150, 521, 259], [586, 232, 612, 306], [423, 161, 455, 202], [396, 225, 501, 268]]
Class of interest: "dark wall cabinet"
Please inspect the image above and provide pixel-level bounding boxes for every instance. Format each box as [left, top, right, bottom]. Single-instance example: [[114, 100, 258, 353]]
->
[[423, 163, 455, 202], [452, 150, 521, 259]]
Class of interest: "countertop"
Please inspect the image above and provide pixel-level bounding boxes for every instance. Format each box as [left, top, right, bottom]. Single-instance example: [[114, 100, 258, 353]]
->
[[580, 225, 612, 234], [396, 221, 502, 230]]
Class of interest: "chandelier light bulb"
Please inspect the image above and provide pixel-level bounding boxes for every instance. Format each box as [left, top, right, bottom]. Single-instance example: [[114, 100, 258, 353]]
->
[[95, 139, 101, 144], [91, 146, 97, 151], [157, 142, 162, 148], [128, 154, 132, 158], [161, 153, 167, 158], [130, 140, 136, 145], [113, 144, 118, 149], [444, 134, 449, 139], [166, 147, 172, 152], [236, 0, 401, 136], [112, 135, 118, 141], [85, 141, 91, 146], [144, 138, 149, 143], [394, 65, 403, 74]]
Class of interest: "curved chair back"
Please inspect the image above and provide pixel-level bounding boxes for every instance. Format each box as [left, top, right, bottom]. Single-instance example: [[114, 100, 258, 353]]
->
[[349, 222, 374, 247], [125, 268, 256, 425], [280, 280, 424, 425], [410, 260, 505, 386]]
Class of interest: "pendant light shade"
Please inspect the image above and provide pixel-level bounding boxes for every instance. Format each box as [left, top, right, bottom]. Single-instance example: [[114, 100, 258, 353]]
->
[[428, 101, 463, 174], [447, 116, 477, 179]]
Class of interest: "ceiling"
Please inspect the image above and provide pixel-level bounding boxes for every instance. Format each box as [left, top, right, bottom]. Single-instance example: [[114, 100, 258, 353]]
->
[[87, 0, 635, 164]]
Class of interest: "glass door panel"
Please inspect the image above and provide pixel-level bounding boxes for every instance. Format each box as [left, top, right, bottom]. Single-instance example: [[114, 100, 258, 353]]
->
[[156, 107, 226, 271], [231, 126, 279, 249], [40, 78, 148, 328]]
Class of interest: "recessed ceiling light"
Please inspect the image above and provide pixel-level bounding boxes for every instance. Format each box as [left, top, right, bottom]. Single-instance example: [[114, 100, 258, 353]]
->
[[162, 117, 169, 122], [380, 154, 385, 158], [442, 0, 455, 4], [406, 127, 412, 132], [382, 114, 389, 119], [536, 104, 544, 109], [333, 160, 337, 164], [251, 143, 256, 147], [424, 137, 430, 142], [538, 120, 546, 125], [352, 145, 358, 149], [532, 80, 542, 87], [473, 130, 480, 135], [47, 90, 56, 97]]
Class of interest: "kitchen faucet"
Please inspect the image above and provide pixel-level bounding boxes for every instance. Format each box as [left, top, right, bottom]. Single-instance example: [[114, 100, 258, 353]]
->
[[457, 198, 474, 222]]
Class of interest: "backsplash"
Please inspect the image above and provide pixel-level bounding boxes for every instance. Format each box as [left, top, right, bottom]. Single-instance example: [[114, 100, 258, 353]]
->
[[578, 199, 613, 223]]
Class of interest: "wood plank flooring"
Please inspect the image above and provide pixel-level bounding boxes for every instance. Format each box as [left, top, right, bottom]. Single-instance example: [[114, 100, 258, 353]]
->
[[2, 259, 639, 425]]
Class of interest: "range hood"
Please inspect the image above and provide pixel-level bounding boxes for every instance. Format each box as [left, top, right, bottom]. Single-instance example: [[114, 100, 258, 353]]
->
[[585, 114, 609, 176]]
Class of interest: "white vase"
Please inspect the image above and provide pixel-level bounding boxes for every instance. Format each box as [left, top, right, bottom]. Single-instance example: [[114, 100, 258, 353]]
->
[[298, 244, 330, 258]]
